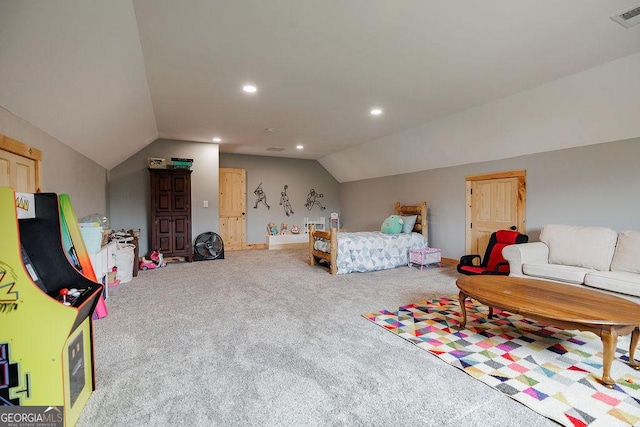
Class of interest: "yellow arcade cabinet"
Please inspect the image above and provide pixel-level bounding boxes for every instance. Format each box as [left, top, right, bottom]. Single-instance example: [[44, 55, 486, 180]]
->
[[0, 188, 103, 425]]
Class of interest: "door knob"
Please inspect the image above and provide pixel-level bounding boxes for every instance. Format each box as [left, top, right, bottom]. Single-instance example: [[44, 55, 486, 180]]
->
[[510, 226, 517, 230]]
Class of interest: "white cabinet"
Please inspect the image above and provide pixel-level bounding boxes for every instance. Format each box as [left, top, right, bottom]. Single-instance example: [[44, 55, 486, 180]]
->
[[266, 233, 309, 250]]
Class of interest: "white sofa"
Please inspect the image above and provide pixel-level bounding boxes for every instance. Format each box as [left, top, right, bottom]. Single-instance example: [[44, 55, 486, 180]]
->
[[502, 224, 640, 303]]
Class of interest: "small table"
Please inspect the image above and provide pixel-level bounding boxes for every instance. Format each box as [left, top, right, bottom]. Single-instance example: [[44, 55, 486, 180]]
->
[[456, 275, 640, 388]]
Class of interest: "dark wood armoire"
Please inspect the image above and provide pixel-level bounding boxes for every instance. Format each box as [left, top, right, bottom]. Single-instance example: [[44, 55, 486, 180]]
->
[[148, 168, 193, 261]]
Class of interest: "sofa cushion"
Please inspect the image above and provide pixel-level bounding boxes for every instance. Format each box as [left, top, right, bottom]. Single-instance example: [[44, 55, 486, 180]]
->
[[610, 230, 640, 273], [584, 271, 640, 299], [522, 263, 591, 284], [539, 224, 618, 271]]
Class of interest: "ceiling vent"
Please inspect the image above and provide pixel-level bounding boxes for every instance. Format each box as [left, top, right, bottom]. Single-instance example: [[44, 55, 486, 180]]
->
[[266, 147, 285, 152], [611, 4, 640, 28]]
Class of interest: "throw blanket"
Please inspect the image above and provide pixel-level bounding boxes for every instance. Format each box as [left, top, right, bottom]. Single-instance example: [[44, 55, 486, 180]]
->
[[315, 231, 427, 274]]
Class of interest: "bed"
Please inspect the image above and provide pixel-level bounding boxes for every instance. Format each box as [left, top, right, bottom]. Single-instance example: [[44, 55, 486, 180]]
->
[[308, 202, 428, 274]]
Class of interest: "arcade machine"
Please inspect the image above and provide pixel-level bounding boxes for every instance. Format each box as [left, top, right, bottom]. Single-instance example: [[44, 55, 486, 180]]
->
[[0, 187, 103, 426]]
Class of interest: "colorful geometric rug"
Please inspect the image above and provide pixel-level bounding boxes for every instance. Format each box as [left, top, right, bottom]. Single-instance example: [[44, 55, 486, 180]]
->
[[363, 296, 640, 427]]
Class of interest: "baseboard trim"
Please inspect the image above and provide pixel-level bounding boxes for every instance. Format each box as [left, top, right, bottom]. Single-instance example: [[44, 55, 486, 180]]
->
[[245, 243, 266, 250], [441, 257, 457, 267]]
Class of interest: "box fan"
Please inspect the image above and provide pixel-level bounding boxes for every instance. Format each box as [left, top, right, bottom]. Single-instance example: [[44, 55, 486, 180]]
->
[[194, 232, 224, 261]]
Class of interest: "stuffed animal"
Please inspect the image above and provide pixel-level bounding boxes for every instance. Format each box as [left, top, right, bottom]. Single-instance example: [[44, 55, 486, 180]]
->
[[267, 222, 279, 235], [280, 222, 288, 235], [381, 215, 404, 234], [290, 223, 300, 234]]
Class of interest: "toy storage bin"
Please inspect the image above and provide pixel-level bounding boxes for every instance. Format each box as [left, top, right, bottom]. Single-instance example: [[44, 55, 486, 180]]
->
[[114, 243, 135, 284], [408, 247, 442, 270]]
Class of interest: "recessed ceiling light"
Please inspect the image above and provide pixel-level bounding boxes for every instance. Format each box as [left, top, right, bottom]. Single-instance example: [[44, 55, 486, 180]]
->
[[296, 144, 304, 150], [370, 108, 383, 116], [212, 137, 222, 142], [243, 84, 257, 93]]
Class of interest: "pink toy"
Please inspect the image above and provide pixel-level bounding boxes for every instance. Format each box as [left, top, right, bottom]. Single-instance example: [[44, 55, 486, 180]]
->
[[139, 250, 166, 271]]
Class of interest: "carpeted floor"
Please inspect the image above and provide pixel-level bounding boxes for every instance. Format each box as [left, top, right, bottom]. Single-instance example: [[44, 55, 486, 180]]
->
[[78, 249, 558, 426], [364, 297, 640, 426]]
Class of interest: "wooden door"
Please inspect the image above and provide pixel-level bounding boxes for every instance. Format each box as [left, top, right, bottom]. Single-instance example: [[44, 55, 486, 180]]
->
[[465, 170, 526, 255], [219, 168, 246, 250], [0, 133, 42, 193], [155, 215, 189, 255], [171, 173, 190, 213], [154, 172, 173, 213], [155, 216, 174, 253], [172, 215, 190, 253]]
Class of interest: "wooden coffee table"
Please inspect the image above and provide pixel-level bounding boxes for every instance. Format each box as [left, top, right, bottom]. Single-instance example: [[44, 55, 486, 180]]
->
[[456, 275, 640, 388]]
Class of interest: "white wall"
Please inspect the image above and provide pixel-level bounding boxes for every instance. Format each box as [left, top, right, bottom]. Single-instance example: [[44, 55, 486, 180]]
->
[[340, 137, 640, 260], [0, 106, 107, 217], [0, 0, 158, 170], [109, 139, 219, 256], [220, 154, 340, 244], [322, 52, 640, 183], [110, 147, 340, 256]]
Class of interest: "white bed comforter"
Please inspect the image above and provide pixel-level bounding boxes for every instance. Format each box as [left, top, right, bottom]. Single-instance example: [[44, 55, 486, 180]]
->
[[314, 231, 427, 274]]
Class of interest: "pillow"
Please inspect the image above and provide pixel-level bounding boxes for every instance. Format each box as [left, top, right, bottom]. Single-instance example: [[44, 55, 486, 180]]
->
[[611, 230, 640, 273], [401, 215, 418, 233], [381, 215, 404, 234]]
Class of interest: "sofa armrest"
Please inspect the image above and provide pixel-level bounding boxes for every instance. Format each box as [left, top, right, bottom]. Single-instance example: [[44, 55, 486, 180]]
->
[[502, 242, 549, 276]]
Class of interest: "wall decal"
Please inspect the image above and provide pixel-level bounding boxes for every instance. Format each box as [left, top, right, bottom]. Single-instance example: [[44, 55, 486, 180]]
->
[[280, 184, 294, 216], [253, 182, 270, 210], [304, 188, 326, 211]]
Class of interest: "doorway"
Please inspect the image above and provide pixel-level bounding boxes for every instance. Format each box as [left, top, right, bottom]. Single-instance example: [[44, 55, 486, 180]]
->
[[465, 170, 526, 254], [0, 133, 42, 193], [219, 168, 246, 250]]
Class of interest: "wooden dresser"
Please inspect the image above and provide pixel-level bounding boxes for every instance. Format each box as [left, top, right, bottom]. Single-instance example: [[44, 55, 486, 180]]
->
[[148, 168, 193, 261]]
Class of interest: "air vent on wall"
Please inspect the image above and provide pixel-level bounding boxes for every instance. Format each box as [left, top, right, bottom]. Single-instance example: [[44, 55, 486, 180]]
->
[[266, 147, 285, 152], [611, 4, 640, 28]]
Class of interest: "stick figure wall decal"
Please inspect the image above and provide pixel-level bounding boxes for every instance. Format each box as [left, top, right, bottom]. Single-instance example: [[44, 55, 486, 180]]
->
[[280, 185, 294, 216], [253, 182, 270, 210], [304, 188, 326, 211]]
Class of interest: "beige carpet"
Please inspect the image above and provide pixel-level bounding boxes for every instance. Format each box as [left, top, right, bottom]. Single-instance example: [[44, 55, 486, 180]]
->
[[78, 249, 556, 426]]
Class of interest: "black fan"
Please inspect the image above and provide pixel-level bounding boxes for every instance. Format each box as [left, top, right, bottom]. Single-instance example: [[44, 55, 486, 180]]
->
[[194, 232, 224, 261]]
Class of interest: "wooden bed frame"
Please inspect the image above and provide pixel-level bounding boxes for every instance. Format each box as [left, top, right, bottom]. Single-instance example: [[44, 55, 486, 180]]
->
[[308, 202, 428, 274]]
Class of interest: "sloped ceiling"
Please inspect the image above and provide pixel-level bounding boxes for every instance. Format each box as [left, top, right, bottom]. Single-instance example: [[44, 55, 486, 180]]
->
[[0, 1, 158, 169], [1, 1, 639, 181]]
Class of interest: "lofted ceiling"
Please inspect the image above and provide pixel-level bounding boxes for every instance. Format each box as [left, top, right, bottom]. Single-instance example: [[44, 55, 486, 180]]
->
[[1, 1, 639, 181]]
